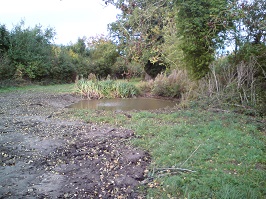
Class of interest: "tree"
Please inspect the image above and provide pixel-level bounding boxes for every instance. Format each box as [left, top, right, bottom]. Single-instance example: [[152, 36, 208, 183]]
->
[[175, 0, 229, 79], [223, 0, 266, 72], [0, 24, 10, 54], [87, 36, 119, 78], [50, 45, 77, 82], [7, 21, 55, 80], [106, 0, 174, 77], [241, 0, 266, 45], [69, 37, 88, 55]]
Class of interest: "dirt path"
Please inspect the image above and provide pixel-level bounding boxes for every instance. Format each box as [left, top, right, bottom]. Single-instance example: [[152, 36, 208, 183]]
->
[[0, 91, 150, 198]]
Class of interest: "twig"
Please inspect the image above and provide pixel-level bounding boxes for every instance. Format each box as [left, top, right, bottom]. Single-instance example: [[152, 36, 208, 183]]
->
[[208, 108, 230, 113], [156, 167, 196, 173], [141, 166, 196, 184], [180, 143, 202, 167]]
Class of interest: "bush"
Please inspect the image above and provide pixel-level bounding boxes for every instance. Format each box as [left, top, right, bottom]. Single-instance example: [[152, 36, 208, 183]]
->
[[87, 36, 119, 78], [7, 22, 55, 81], [151, 70, 191, 98], [50, 47, 77, 83], [137, 80, 154, 94], [0, 55, 14, 80], [112, 58, 144, 79]]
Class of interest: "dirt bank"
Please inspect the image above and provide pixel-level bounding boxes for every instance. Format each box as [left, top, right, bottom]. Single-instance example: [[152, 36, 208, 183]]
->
[[0, 91, 150, 198]]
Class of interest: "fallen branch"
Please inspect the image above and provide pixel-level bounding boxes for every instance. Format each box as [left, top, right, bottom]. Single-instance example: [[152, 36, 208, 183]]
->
[[208, 108, 230, 113], [140, 166, 196, 185], [155, 167, 196, 173]]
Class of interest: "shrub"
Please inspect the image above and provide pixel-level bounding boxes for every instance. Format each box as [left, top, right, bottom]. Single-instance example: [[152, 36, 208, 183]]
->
[[112, 58, 144, 79], [137, 80, 154, 94], [87, 36, 119, 79], [88, 73, 97, 82], [151, 70, 192, 98], [196, 57, 266, 115], [7, 22, 55, 81], [0, 55, 14, 80]]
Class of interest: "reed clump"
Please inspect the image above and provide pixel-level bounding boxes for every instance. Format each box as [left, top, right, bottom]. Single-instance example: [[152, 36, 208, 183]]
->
[[75, 76, 139, 99]]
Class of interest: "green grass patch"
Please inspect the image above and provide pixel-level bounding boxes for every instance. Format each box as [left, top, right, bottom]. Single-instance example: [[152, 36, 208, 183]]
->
[[71, 107, 265, 198], [0, 83, 74, 93]]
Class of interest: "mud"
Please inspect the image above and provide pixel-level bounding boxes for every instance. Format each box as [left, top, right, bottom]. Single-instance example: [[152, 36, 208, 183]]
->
[[0, 91, 150, 198]]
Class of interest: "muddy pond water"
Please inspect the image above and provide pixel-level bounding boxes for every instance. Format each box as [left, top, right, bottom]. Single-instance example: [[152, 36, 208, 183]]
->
[[68, 98, 177, 111]]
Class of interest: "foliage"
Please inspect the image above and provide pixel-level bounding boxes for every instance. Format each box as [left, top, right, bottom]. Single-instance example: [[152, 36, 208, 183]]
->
[[0, 22, 121, 83], [106, 0, 176, 76], [75, 79, 103, 99], [0, 54, 13, 80], [152, 72, 180, 98], [50, 46, 77, 83], [0, 24, 10, 54], [104, 0, 266, 81], [64, 37, 91, 78], [175, 0, 229, 79], [137, 80, 154, 94], [98, 79, 116, 98], [113, 57, 144, 79], [6, 21, 55, 80], [69, 37, 88, 56], [137, 70, 194, 99], [87, 36, 119, 78], [232, 43, 266, 74], [144, 61, 166, 79], [220, 0, 266, 58], [238, 0, 266, 45]]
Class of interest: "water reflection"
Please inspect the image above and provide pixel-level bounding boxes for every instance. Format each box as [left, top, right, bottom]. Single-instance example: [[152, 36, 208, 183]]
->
[[68, 98, 177, 111]]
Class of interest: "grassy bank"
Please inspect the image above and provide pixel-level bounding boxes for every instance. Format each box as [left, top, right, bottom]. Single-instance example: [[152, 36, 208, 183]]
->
[[1, 84, 265, 198], [71, 107, 265, 198]]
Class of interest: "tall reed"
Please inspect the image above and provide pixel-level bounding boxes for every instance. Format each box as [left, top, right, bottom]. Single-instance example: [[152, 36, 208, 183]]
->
[[75, 79, 103, 99], [75, 78, 139, 99]]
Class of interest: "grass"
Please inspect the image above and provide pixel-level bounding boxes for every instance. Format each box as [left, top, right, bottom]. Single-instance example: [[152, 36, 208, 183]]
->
[[1, 83, 265, 198], [70, 107, 265, 199], [0, 83, 74, 93]]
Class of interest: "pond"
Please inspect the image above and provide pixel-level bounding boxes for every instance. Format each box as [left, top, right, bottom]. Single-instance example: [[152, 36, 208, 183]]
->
[[68, 98, 177, 111]]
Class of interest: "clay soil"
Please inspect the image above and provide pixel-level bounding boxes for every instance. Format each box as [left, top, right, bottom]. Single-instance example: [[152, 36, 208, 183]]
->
[[0, 91, 150, 198]]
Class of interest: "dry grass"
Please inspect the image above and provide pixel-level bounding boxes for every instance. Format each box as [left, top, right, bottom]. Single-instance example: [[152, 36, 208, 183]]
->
[[195, 57, 266, 114], [138, 70, 196, 101]]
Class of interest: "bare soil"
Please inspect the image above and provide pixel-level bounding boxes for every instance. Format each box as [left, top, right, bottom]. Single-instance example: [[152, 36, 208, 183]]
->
[[0, 91, 150, 198]]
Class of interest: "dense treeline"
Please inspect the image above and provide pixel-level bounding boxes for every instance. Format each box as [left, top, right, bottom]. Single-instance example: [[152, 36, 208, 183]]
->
[[0, 21, 123, 84]]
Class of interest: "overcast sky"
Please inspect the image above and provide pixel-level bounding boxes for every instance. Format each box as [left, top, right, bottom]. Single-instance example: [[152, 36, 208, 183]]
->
[[0, 0, 119, 45]]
